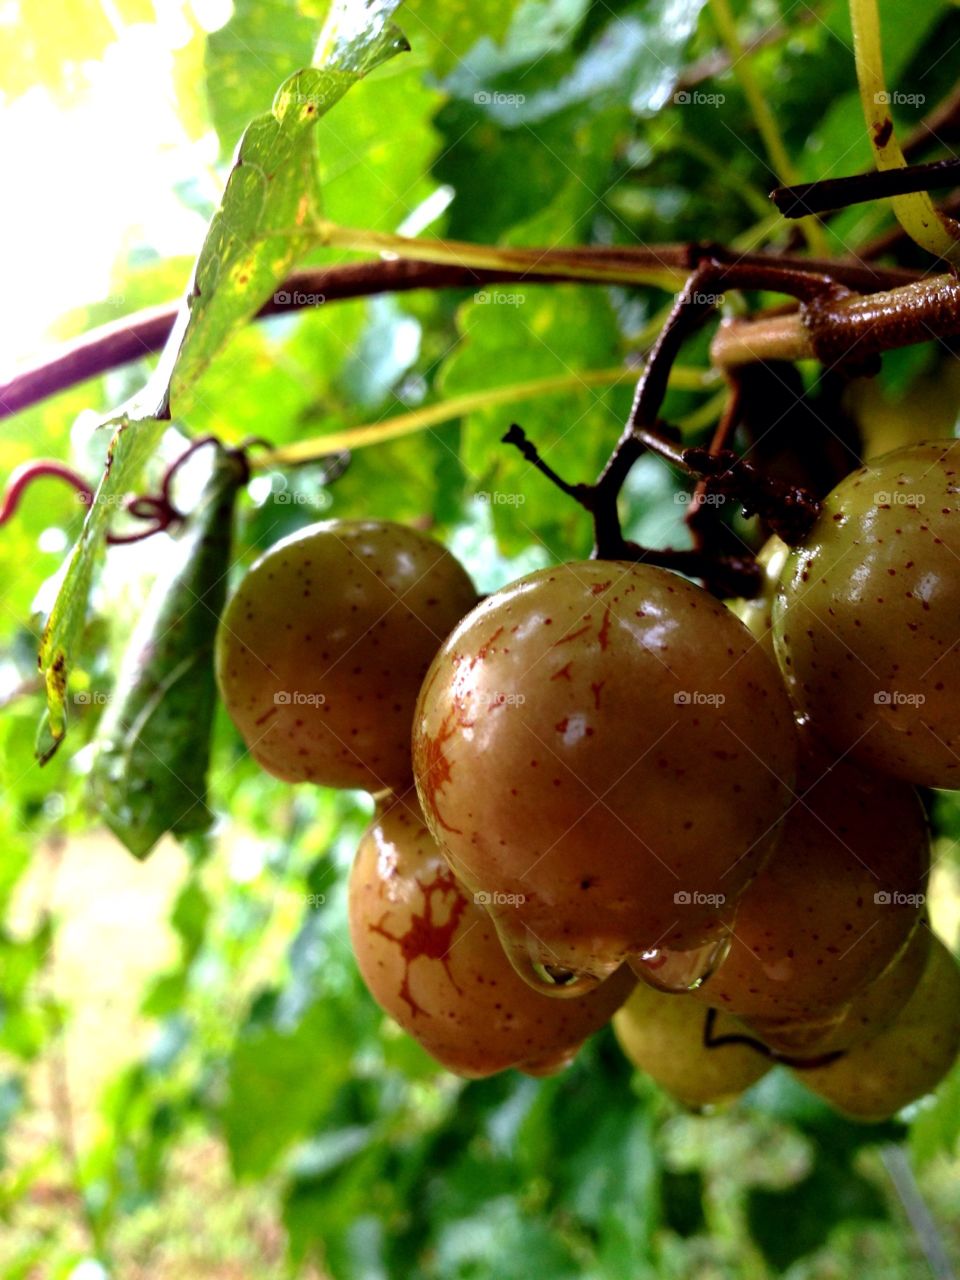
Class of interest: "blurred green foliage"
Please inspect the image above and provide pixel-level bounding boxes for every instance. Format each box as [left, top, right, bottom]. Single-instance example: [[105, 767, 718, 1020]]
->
[[2, 0, 960, 1276]]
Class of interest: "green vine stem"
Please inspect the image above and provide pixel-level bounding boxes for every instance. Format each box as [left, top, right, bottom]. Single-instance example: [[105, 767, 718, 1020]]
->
[[254, 365, 717, 468], [849, 0, 960, 263]]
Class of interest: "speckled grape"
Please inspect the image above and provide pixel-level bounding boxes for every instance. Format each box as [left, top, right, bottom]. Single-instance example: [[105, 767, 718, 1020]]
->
[[348, 791, 635, 1078], [413, 560, 798, 989], [751, 922, 932, 1057], [793, 933, 960, 1121], [774, 441, 960, 788], [692, 747, 929, 1024], [216, 521, 477, 792], [729, 535, 789, 655], [613, 982, 770, 1106]]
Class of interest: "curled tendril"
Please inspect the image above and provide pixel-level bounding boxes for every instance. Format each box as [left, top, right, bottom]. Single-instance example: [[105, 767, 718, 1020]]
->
[[0, 435, 257, 546]]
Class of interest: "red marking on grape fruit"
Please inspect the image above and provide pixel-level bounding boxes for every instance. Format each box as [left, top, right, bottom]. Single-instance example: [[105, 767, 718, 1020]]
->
[[477, 626, 505, 659], [553, 622, 591, 646], [418, 709, 463, 833], [370, 870, 467, 1017]]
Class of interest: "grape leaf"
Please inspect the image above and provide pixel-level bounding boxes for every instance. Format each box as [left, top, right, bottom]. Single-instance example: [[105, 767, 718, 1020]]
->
[[909, 1065, 960, 1165], [438, 285, 629, 558], [747, 1151, 888, 1272], [402, 0, 520, 73], [205, 0, 320, 159], [165, 0, 411, 415], [224, 1000, 357, 1178], [35, 415, 163, 762]]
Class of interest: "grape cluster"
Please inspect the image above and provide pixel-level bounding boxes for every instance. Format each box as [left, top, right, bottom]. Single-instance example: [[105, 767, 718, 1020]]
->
[[215, 441, 960, 1122]]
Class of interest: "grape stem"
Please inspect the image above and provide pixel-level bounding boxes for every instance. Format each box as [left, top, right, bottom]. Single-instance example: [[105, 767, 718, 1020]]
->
[[503, 249, 837, 578], [502, 425, 764, 596], [771, 157, 960, 219], [0, 247, 915, 423], [880, 1145, 956, 1280], [684, 372, 744, 554], [592, 254, 836, 558]]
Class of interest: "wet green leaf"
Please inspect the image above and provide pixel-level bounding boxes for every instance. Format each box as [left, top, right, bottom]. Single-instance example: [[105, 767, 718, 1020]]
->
[[36, 417, 163, 762], [90, 444, 246, 857]]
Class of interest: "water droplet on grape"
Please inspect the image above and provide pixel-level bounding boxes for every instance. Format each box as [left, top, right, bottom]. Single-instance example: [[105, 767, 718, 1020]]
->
[[494, 923, 605, 997], [631, 934, 732, 993]]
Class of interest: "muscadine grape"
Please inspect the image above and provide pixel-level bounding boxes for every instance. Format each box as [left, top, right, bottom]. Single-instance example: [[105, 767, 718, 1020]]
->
[[750, 921, 931, 1057], [792, 933, 960, 1121], [729, 535, 789, 654], [613, 982, 770, 1106], [413, 560, 798, 990], [774, 441, 960, 788], [216, 520, 476, 792], [690, 747, 928, 1024], [849, 369, 960, 463], [348, 790, 635, 1077]]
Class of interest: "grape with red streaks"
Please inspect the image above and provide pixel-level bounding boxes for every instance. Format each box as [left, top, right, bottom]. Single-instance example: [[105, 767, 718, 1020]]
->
[[413, 560, 797, 992], [348, 791, 635, 1077]]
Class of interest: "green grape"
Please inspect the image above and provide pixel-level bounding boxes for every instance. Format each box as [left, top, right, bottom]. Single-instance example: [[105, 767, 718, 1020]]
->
[[690, 745, 929, 1024], [348, 791, 635, 1078], [729, 535, 789, 654], [793, 934, 960, 1121], [774, 440, 960, 788], [749, 922, 931, 1057], [849, 366, 960, 463], [216, 520, 477, 792], [413, 560, 798, 992], [613, 982, 770, 1106]]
